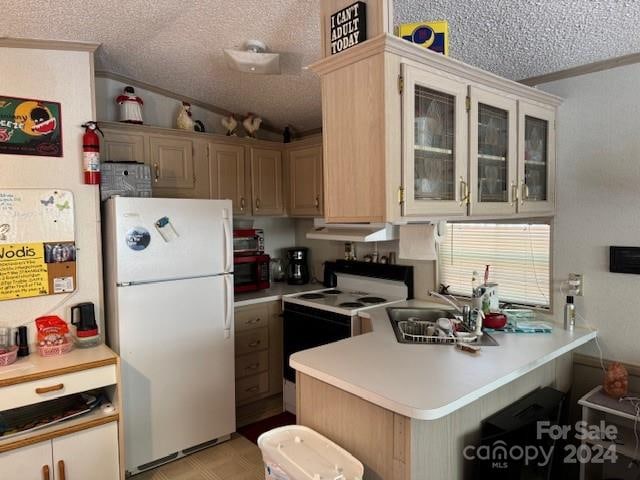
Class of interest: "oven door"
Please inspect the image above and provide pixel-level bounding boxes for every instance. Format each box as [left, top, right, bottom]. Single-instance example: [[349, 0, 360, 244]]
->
[[283, 302, 352, 383]]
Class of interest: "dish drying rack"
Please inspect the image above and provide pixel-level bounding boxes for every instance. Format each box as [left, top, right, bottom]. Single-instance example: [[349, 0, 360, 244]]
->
[[397, 319, 478, 345]]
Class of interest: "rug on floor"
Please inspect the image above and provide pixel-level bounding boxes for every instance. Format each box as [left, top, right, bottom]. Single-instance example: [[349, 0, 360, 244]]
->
[[238, 412, 296, 444]]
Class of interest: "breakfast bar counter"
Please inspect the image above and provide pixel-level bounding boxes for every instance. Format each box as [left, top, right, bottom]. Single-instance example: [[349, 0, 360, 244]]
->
[[290, 300, 597, 480]]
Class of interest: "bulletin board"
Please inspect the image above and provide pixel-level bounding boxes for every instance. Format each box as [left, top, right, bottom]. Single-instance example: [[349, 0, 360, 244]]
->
[[0, 189, 76, 301]]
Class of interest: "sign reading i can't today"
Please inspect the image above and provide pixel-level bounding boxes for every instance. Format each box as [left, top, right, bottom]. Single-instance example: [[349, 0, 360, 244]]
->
[[330, 1, 367, 55]]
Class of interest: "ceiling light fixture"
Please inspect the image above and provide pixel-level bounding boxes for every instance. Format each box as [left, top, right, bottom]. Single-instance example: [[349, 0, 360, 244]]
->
[[224, 40, 280, 75]]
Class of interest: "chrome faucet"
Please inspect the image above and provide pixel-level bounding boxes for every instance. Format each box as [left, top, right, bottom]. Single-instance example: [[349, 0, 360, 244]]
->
[[428, 291, 485, 334]]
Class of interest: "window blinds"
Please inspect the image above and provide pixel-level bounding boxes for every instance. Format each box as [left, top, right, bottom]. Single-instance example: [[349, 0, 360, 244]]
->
[[438, 223, 551, 308]]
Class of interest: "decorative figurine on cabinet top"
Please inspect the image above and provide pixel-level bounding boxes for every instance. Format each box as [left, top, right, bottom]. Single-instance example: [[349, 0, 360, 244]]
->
[[176, 101, 195, 131], [242, 113, 262, 138], [221, 114, 238, 136], [116, 86, 144, 124]]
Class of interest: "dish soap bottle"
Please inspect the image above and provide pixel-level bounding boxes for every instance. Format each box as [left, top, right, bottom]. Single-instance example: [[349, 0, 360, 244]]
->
[[563, 296, 576, 332]]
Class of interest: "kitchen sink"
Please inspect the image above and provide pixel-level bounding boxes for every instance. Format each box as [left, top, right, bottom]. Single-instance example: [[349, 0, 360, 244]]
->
[[387, 307, 499, 346]]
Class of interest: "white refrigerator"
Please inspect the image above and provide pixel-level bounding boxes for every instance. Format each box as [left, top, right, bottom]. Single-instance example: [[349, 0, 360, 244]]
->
[[103, 197, 235, 475]]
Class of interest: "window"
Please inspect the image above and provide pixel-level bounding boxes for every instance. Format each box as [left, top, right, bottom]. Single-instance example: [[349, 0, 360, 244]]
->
[[438, 223, 551, 308]]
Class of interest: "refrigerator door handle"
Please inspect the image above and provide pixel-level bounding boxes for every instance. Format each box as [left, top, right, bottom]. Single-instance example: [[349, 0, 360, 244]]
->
[[223, 275, 233, 339], [222, 213, 233, 273]]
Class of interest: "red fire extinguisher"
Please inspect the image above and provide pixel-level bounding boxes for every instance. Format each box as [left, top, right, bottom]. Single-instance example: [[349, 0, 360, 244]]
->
[[81, 121, 104, 185]]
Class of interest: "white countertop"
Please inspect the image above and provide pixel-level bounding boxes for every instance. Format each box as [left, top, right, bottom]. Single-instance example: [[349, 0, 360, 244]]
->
[[290, 299, 597, 420], [234, 282, 324, 307]]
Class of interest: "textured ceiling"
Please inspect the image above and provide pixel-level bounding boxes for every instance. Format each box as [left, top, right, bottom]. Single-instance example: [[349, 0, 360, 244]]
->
[[4, 1, 640, 131], [394, 0, 640, 81]]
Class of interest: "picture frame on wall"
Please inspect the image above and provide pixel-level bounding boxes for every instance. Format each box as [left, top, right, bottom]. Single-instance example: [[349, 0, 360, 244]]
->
[[0, 95, 63, 157]]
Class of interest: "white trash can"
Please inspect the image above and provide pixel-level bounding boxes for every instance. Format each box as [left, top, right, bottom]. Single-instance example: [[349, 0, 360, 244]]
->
[[257, 425, 364, 480]]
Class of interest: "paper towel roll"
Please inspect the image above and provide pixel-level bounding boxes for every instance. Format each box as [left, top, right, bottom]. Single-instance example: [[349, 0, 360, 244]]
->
[[399, 224, 438, 260]]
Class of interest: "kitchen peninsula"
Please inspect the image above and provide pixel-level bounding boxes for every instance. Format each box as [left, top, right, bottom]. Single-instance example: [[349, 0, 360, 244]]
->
[[291, 300, 596, 480]]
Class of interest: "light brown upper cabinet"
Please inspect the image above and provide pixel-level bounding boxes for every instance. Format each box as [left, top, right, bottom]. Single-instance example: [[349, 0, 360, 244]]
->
[[287, 142, 323, 217], [310, 34, 561, 223], [148, 135, 195, 190], [102, 131, 146, 163], [402, 64, 468, 217], [208, 142, 250, 216], [469, 87, 518, 216], [517, 102, 556, 214], [250, 148, 284, 216]]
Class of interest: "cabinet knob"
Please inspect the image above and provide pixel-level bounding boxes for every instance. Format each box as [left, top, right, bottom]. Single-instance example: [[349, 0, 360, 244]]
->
[[248, 340, 261, 348], [521, 179, 529, 204], [36, 383, 64, 395], [458, 177, 469, 206], [255, 198, 261, 210], [314, 195, 320, 209], [57, 460, 66, 480], [42, 465, 50, 480], [248, 317, 261, 325], [240, 197, 245, 212], [154, 163, 160, 183], [246, 385, 260, 393], [247, 363, 260, 370], [510, 182, 518, 206]]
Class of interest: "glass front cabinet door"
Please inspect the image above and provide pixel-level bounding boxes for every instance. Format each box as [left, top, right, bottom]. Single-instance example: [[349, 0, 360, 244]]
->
[[517, 102, 556, 213], [402, 64, 469, 216], [469, 87, 518, 215]]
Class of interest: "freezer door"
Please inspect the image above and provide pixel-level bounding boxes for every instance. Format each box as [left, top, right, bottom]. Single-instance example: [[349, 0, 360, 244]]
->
[[107, 197, 233, 284], [116, 275, 235, 471]]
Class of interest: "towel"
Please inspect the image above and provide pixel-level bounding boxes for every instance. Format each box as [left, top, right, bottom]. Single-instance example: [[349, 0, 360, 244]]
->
[[399, 224, 438, 260]]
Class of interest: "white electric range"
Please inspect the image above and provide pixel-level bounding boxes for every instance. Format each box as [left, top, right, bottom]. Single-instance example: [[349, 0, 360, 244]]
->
[[282, 262, 414, 413]]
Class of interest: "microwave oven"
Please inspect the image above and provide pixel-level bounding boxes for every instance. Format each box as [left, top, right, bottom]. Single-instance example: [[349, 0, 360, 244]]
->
[[234, 254, 270, 293], [233, 229, 264, 255]]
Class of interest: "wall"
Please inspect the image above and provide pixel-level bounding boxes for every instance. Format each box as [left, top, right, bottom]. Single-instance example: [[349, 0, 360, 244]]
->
[[294, 219, 436, 295], [251, 217, 297, 260], [0, 46, 102, 341], [539, 63, 640, 365], [95, 76, 280, 141]]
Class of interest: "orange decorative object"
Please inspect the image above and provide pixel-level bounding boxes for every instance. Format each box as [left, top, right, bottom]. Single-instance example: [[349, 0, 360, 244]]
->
[[603, 362, 629, 399]]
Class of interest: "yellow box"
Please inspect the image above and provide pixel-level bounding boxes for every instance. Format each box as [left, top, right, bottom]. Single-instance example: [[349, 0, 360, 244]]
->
[[397, 20, 449, 56]]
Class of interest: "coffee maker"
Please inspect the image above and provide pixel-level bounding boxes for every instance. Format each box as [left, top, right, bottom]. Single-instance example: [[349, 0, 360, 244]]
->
[[287, 248, 310, 285]]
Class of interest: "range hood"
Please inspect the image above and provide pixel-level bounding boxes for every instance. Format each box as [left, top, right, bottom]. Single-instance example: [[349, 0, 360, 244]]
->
[[306, 218, 399, 242]]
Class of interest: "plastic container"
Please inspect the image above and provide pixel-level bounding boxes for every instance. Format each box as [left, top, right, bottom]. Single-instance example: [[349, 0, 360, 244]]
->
[[258, 425, 364, 480], [37, 337, 73, 357], [0, 346, 19, 367]]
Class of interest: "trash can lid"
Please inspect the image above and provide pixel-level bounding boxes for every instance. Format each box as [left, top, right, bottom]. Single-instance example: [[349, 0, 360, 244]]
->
[[258, 425, 364, 480]]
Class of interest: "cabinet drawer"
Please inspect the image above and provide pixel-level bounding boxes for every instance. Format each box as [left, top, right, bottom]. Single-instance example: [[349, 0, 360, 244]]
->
[[236, 371, 269, 404], [235, 304, 270, 332], [0, 364, 117, 411], [235, 328, 269, 356], [235, 350, 269, 379]]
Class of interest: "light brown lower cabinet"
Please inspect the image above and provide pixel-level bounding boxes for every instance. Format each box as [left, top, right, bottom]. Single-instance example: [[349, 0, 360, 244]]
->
[[234, 301, 283, 427]]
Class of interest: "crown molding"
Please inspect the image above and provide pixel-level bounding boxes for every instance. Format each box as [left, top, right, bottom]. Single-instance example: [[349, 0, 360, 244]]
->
[[519, 51, 640, 86], [0, 36, 99, 52], [311, 34, 563, 107]]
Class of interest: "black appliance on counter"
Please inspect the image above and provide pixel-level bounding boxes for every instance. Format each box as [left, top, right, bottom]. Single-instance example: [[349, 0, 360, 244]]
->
[[287, 247, 310, 285]]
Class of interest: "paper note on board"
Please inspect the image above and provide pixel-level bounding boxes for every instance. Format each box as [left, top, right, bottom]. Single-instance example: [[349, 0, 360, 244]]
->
[[0, 189, 76, 301]]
